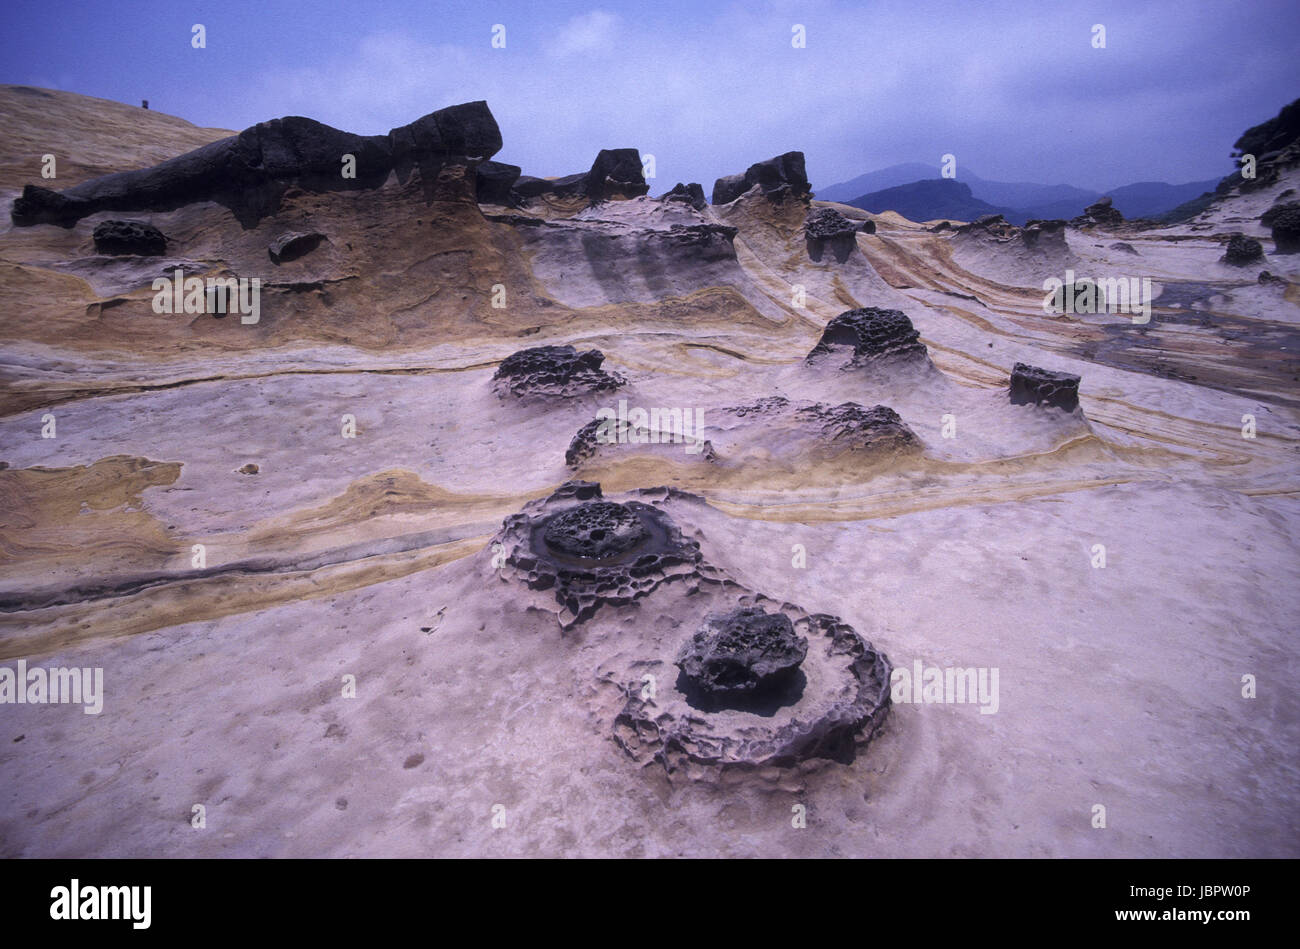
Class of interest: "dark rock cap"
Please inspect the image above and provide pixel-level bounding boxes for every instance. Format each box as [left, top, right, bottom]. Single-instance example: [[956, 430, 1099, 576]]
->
[[806, 307, 927, 364], [711, 151, 810, 205], [676, 608, 808, 699], [1010, 362, 1081, 412], [661, 182, 707, 210], [542, 501, 649, 560], [13, 100, 503, 228], [1221, 233, 1264, 265], [91, 220, 166, 256], [493, 344, 626, 399], [476, 160, 522, 205]]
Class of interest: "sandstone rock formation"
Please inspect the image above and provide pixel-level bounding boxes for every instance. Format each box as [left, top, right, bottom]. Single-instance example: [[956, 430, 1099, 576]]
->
[[267, 231, 324, 264], [1071, 196, 1123, 228]]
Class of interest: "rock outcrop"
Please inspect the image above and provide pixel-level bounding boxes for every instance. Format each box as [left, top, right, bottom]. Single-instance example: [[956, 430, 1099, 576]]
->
[[1221, 233, 1264, 265], [492, 345, 626, 400], [91, 219, 166, 255], [475, 160, 522, 205], [661, 182, 707, 210], [803, 206, 866, 260], [1010, 363, 1081, 412], [711, 151, 810, 205], [267, 231, 324, 264], [1071, 196, 1123, 228], [806, 307, 928, 366], [675, 608, 808, 704], [12, 100, 503, 227], [1263, 201, 1300, 253], [794, 402, 920, 453]]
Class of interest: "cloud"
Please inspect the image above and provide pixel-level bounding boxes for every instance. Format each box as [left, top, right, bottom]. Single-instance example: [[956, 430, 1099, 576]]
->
[[546, 10, 620, 59]]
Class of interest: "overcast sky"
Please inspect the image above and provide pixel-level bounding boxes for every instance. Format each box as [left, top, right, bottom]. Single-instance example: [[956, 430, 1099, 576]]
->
[[3, 0, 1298, 192]]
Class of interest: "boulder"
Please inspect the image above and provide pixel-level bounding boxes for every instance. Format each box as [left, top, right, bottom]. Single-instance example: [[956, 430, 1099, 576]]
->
[[584, 148, 648, 202], [91, 220, 166, 256], [1010, 362, 1081, 412], [542, 501, 649, 560], [1267, 204, 1300, 253]]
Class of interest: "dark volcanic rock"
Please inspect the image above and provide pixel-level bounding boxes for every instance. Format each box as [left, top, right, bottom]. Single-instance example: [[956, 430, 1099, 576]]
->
[[1267, 204, 1300, 253], [1259, 270, 1287, 286], [542, 501, 651, 560], [1071, 196, 1123, 228], [475, 160, 522, 205], [584, 148, 648, 202], [676, 608, 808, 701], [930, 220, 951, 232], [268, 231, 324, 263], [804, 207, 862, 261], [1110, 241, 1140, 255], [1010, 362, 1081, 412], [794, 402, 920, 453], [1221, 233, 1264, 265], [512, 175, 556, 199], [1020, 218, 1068, 251], [493, 345, 626, 399], [13, 100, 502, 228], [804, 207, 859, 241], [806, 307, 927, 365], [661, 182, 707, 210], [1261, 199, 1300, 228], [494, 482, 707, 629], [711, 152, 810, 205], [91, 220, 166, 256]]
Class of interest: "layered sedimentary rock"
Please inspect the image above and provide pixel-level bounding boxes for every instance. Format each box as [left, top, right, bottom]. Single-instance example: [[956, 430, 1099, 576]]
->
[[712, 151, 810, 205], [492, 345, 626, 400], [1010, 363, 1081, 412], [12, 100, 503, 227], [267, 231, 324, 264]]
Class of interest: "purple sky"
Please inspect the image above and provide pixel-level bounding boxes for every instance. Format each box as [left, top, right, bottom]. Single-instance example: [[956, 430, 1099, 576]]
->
[[3, 0, 1298, 191]]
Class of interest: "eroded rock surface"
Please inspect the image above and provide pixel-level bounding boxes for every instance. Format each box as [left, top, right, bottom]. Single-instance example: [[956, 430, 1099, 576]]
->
[[493, 345, 626, 399], [1222, 233, 1264, 265]]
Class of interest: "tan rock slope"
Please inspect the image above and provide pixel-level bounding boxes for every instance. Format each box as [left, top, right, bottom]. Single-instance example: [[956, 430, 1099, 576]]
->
[[0, 87, 1296, 857]]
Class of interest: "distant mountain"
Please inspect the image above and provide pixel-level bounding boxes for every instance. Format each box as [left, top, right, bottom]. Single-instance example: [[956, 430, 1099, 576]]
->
[[842, 179, 1007, 223], [1103, 180, 1220, 219], [815, 163, 937, 203], [824, 165, 1220, 225]]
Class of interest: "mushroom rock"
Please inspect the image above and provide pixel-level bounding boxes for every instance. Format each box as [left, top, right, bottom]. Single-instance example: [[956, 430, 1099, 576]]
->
[[675, 608, 808, 704], [492, 345, 626, 399], [805, 307, 929, 366], [1071, 196, 1124, 229], [1221, 233, 1264, 265], [1010, 362, 1081, 412], [91, 220, 166, 256]]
